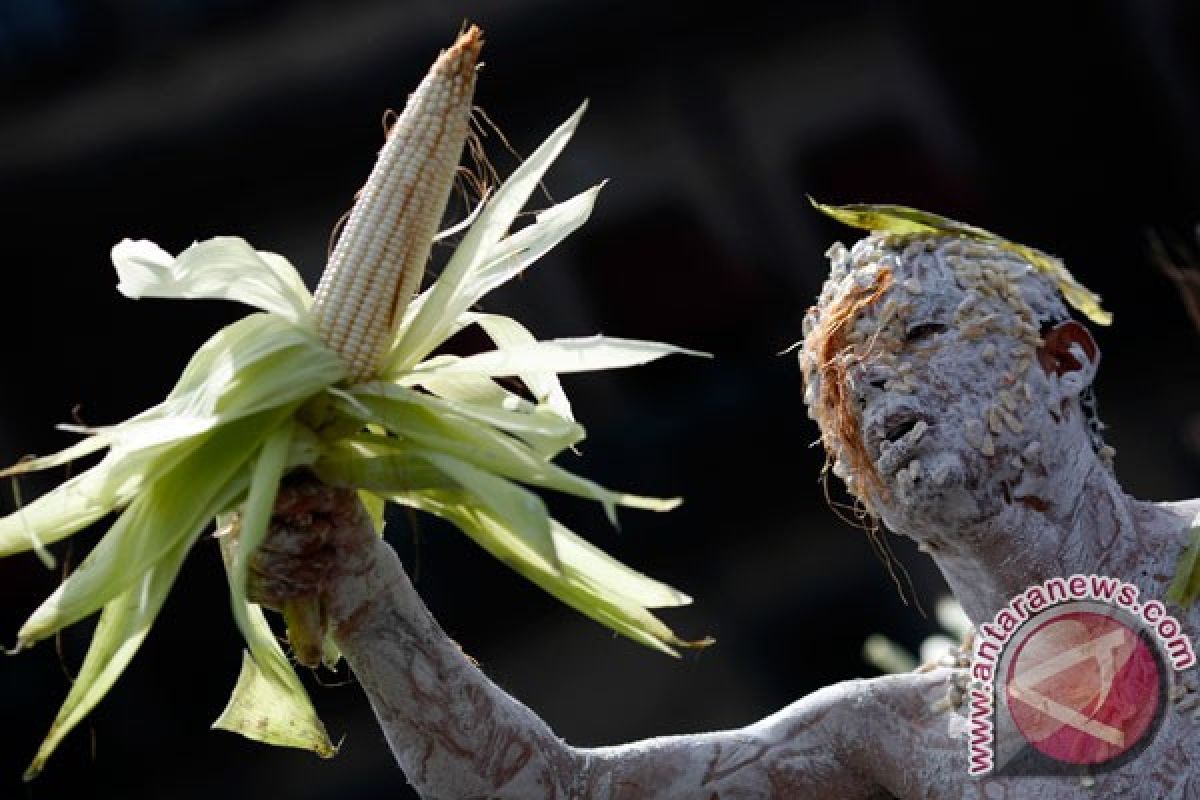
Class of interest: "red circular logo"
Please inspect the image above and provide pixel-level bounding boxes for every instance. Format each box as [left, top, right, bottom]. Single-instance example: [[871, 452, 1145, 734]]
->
[[1005, 610, 1162, 765]]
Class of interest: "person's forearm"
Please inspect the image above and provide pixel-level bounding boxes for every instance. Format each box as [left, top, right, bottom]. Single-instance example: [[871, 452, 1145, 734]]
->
[[330, 534, 583, 798], [256, 483, 950, 798]]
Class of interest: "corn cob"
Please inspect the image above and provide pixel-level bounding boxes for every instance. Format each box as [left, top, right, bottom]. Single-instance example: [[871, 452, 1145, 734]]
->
[[312, 26, 482, 382]]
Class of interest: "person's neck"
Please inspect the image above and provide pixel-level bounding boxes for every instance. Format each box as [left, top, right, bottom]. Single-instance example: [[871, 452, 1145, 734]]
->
[[926, 457, 1149, 625]]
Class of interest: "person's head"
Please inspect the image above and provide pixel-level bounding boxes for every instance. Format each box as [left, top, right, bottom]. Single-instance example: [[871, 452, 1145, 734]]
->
[[799, 227, 1112, 543]]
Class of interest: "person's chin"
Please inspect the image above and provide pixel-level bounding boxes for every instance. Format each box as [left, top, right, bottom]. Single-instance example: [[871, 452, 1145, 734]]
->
[[874, 451, 994, 532]]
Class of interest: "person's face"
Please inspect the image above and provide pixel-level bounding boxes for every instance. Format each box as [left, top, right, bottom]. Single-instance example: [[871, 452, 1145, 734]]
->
[[803, 236, 1094, 538]]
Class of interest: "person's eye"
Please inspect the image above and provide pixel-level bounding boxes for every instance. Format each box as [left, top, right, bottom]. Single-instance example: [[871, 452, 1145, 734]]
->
[[904, 322, 947, 343]]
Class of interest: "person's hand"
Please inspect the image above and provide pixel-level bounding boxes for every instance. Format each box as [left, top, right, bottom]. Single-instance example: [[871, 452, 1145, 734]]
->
[[237, 474, 380, 667]]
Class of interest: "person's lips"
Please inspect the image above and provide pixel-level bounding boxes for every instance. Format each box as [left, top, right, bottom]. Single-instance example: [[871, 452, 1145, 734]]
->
[[872, 409, 931, 480]]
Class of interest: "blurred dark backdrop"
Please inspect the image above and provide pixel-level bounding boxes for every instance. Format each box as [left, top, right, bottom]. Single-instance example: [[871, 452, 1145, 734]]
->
[[1, 1, 1198, 798]]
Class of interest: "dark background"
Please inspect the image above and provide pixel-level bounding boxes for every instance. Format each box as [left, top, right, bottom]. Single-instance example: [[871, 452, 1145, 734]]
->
[[1, 1, 1199, 797]]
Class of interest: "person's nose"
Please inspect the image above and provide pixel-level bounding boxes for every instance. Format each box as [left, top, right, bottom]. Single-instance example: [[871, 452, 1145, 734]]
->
[[848, 362, 891, 409]]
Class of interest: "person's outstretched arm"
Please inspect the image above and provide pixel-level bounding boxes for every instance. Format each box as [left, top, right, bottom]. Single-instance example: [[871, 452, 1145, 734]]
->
[[250, 480, 962, 799]]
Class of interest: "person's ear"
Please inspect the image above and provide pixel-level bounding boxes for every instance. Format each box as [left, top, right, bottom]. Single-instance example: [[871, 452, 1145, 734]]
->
[[1037, 320, 1099, 395]]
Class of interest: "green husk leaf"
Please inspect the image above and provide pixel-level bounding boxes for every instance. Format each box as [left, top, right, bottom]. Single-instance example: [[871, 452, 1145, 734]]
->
[[809, 199, 1112, 325], [0, 417, 248, 561], [405, 371, 521, 406], [399, 371, 585, 457], [320, 634, 342, 672], [17, 408, 293, 646], [0, 417, 219, 563], [213, 632, 333, 755], [0, 315, 341, 563], [337, 388, 679, 523], [320, 433, 632, 596], [467, 312, 575, 422], [0, 414, 240, 561], [10, 326, 333, 762], [161, 314, 342, 413], [1167, 514, 1200, 607], [227, 422, 294, 634], [361, 377, 583, 459], [389, 185, 603, 379], [114, 237, 312, 325], [548, 518, 690, 609], [176, 325, 342, 419], [212, 420, 332, 756], [421, 452, 558, 573], [359, 490, 387, 535], [392, 490, 702, 655], [0, 461, 137, 561], [410, 335, 709, 378], [41, 319, 333, 453], [0, 431, 117, 478], [23, 532, 192, 780], [312, 437, 454, 493], [387, 103, 589, 372]]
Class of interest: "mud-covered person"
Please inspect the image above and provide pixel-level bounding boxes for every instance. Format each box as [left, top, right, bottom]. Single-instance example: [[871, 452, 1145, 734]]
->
[[251, 217, 1200, 799]]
